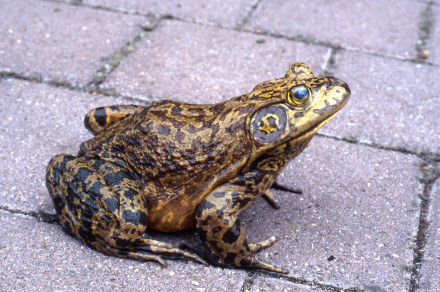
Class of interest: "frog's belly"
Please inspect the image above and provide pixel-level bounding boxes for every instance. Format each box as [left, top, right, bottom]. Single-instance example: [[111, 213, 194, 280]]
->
[[145, 196, 200, 232]]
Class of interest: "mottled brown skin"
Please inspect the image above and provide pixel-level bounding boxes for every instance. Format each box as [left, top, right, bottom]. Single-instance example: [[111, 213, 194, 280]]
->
[[46, 63, 350, 273]]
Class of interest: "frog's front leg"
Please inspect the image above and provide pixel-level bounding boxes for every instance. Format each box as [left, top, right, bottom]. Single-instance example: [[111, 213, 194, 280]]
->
[[46, 154, 205, 265], [196, 171, 288, 274]]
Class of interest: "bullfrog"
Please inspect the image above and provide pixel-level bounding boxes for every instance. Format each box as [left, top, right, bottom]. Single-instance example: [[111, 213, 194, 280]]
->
[[46, 63, 350, 274]]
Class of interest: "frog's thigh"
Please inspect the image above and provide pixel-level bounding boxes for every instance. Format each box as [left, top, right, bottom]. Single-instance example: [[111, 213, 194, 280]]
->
[[196, 184, 287, 273], [46, 154, 149, 247], [84, 105, 145, 135], [46, 154, 205, 265]]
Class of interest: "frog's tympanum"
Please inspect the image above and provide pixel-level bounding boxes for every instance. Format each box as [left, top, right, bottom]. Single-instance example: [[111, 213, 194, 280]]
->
[[46, 63, 350, 274]]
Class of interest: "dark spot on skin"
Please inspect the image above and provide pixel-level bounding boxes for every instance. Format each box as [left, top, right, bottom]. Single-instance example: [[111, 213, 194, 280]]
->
[[62, 221, 73, 236], [104, 197, 118, 213], [115, 238, 132, 249], [122, 187, 139, 201], [126, 134, 142, 148], [294, 112, 304, 118], [52, 195, 66, 217], [207, 240, 223, 254], [224, 252, 237, 264], [93, 107, 107, 126], [209, 103, 225, 115], [212, 192, 225, 198], [101, 214, 112, 224], [109, 106, 122, 112], [201, 199, 217, 211], [78, 225, 95, 243], [78, 143, 87, 156], [197, 228, 207, 242], [239, 257, 253, 267], [75, 167, 94, 183], [88, 180, 107, 200], [175, 130, 185, 143], [222, 221, 241, 244], [122, 209, 147, 224], [84, 197, 100, 216], [213, 226, 221, 233], [171, 106, 182, 115], [158, 125, 171, 136], [110, 144, 124, 155], [313, 100, 334, 115], [238, 197, 252, 210]]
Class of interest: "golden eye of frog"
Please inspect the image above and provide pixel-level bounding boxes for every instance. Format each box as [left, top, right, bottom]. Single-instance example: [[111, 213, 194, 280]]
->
[[46, 63, 350, 274]]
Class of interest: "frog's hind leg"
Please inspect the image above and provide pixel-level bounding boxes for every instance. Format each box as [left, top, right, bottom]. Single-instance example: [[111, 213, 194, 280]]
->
[[46, 154, 205, 265], [84, 105, 145, 135]]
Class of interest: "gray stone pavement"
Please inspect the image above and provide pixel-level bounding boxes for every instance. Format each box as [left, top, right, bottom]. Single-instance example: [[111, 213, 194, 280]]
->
[[0, 0, 439, 291]]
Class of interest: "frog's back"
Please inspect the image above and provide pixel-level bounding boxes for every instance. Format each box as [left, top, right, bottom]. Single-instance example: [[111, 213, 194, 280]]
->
[[81, 99, 253, 231]]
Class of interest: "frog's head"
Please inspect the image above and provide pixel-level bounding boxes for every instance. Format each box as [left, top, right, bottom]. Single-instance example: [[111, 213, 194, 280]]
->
[[248, 63, 350, 155]]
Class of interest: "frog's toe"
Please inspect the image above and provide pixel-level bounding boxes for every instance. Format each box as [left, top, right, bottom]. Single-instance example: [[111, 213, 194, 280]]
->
[[118, 249, 167, 267], [249, 236, 277, 253], [250, 258, 289, 274], [262, 190, 280, 209]]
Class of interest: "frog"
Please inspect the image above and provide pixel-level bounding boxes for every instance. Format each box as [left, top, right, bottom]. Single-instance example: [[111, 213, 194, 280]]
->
[[46, 63, 350, 274]]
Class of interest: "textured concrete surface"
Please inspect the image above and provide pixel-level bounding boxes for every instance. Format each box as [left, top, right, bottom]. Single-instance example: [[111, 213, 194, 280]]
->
[[419, 177, 440, 291], [101, 19, 329, 102], [1, 0, 439, 291], [77, 0, 256, 27], [0, 0, 147, 87], [429, 5, 440, 64], [327, 50, 440, 154], [247, 0, 423, 59]]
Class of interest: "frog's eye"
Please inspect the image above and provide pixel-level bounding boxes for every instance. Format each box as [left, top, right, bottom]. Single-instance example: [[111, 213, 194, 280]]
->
[[287, 85, 311, 106]]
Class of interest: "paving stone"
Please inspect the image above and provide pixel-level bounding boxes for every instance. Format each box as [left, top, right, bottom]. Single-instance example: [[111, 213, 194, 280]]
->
[[0, 0, 147, 87], [101, 19, 329, 102], [325, 50, 440, 154], [79, 0, 255, 27], [250, 276, 316, 291], [419, 176, 440, 291], [0, 210, 245, 291], [428, 5, 440, 64], [247, 0, 422, 59], [241, 136, 422, 290], [0, 79, 143, 214]]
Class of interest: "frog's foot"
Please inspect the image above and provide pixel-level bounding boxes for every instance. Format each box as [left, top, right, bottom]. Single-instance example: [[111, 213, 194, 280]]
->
[[135, 238, 208, 265], [98, 243, 167, 266], [262, 190, 280, 209], [249, 236, 277, 254]]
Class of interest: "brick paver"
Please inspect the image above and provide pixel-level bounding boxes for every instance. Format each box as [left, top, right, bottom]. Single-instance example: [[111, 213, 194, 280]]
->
[[0, 210, 245, 291], [430, 5, 440, 64], [1, 0, 439, 291], [0, 79, 141, 213], [102, 19, 329, 102], [419, 177, 440, 291], [0, 0, 146, 87], [247, 0, 423, 59], [244, 136, 422, 290], [77, 0, 256, 27], [250, 277, 316, 291], [328, 50, 440, 154]]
